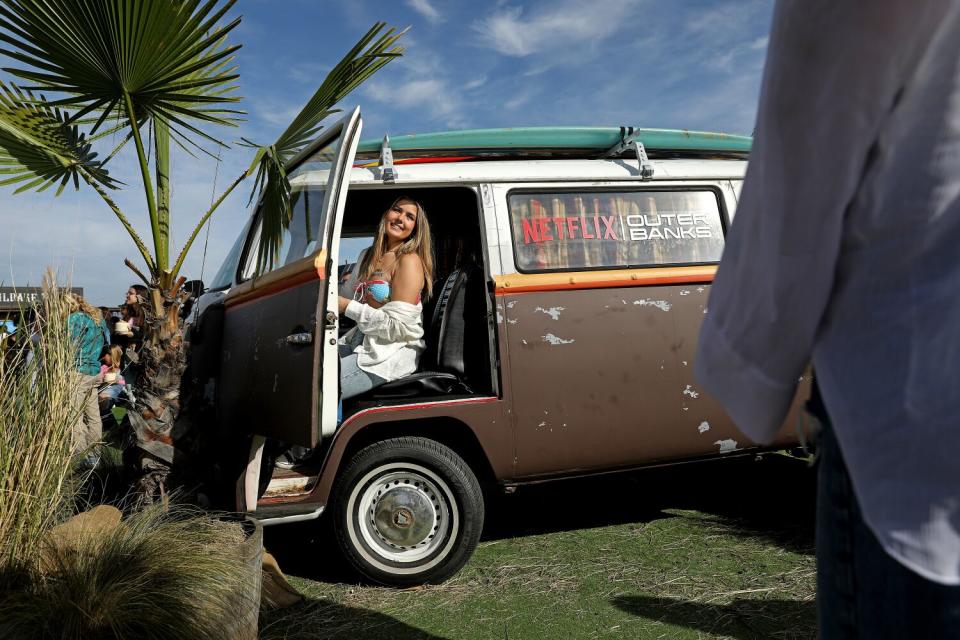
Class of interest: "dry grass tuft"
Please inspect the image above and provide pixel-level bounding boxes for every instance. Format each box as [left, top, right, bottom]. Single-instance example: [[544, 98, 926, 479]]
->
[[0, 504, 256, 640]]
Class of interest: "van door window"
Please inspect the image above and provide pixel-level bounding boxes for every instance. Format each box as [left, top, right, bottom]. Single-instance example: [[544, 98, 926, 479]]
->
[[239, 138, 341, 280], [508, 189, 725, 272]]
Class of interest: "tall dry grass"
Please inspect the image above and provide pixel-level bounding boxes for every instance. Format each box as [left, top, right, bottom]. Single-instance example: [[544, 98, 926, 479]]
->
[[0, 276, 81, 571]]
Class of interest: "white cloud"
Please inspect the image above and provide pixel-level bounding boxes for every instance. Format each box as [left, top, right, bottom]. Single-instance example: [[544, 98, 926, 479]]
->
[[681, 2, 770, 75], [362, 42, 472, 129], [365, 77, 467, 128], [504, 91, 533, 110], [288, 63, 330, 84], [685, 3, 759, 35], [250, 96, 304, 128], [473, 0, 640, 57], [464, 76, 487, 90], [405, 0, 443, 24]]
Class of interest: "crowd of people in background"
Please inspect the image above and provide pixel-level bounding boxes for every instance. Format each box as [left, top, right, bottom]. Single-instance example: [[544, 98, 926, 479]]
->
[[63, 285, 148, 467], [1, 279, 207, 473]]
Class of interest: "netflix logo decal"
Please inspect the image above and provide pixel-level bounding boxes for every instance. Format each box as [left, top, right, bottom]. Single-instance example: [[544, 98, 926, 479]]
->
[[521, 212, 716, 245]]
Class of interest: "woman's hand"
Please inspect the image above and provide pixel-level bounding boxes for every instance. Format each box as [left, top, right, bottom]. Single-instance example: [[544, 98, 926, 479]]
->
[[337, 295, 351, 314]]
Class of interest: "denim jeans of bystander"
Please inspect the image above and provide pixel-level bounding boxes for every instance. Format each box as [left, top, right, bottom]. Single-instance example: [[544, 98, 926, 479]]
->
[[814, 409, 960, 638]]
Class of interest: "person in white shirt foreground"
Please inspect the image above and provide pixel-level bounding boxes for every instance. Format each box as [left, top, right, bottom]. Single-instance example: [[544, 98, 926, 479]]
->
[[695, 1, 960, 637]]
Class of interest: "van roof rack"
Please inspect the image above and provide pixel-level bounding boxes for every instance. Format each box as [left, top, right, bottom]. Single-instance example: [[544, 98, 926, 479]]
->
[[355, 126, 751, 164]]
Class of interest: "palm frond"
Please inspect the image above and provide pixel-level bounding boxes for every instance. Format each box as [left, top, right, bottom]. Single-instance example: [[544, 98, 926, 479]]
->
[[0, 0, 244, 139], [0, 81, 116, 195], [248, 21, 406, 274]]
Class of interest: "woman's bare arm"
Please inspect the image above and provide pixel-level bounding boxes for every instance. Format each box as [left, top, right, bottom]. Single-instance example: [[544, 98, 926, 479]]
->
[[390, 253, 425, 305]]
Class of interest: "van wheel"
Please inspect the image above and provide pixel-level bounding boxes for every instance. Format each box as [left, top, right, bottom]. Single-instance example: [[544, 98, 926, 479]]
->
[[331, 437, 484, 586]]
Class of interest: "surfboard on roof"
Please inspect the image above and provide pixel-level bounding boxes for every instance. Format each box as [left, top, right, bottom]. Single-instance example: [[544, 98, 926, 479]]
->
[[353, 126, 752, 163]]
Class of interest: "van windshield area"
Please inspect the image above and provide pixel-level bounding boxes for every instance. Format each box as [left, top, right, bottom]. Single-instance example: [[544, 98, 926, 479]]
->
[[509, 189, 726, 272]]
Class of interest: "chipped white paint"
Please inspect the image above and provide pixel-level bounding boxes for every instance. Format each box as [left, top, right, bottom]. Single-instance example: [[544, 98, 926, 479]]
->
[[680, 289, 691, 296], [714, 438, 739, 453], [703, 307, 708, 315], [496, 312, 504, 324], [506, 301, 517, 309], [543, 333, 575, 345], [682, 360, 688, 366], [621, 299, 627, 305], [508, 319, 518, 324], [696, 286, 705, 293], [521, 339, 528, 345], [683, 384, 699, 399], [682, 407, 689, 411], [535, 306, 565, 320], [698, 421, 710, 434], [633, 299, 672, 312], [538, 421, 547, 427]]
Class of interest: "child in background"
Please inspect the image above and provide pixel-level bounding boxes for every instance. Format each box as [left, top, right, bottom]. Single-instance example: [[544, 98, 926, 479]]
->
[[98, 344, 126, 411]]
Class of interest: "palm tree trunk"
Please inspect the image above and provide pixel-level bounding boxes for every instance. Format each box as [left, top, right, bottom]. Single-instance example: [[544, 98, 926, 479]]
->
[[129, 285, 191, 503]]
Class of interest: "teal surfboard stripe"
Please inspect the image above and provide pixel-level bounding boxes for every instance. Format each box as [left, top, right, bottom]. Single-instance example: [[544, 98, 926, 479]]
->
[[356, 127, 752, 155]]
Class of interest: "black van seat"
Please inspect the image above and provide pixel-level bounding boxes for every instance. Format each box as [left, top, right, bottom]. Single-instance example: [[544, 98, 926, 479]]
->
[[362, 266, 478, 400]]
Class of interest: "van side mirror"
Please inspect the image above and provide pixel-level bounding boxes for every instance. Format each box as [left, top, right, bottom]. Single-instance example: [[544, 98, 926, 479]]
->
[[183, 279, 205, 298]]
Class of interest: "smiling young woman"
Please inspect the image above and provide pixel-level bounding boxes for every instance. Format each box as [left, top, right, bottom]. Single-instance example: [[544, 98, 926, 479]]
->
[[276, 197, 434, 471], [333, 196, 434, 399]]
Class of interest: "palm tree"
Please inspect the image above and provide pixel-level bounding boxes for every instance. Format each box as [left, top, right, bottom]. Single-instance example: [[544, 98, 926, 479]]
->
[[0, 0, 405, 498]]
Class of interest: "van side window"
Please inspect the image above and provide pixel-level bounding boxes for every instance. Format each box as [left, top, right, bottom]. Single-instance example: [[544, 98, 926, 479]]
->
[[508, 190, 725, 272]]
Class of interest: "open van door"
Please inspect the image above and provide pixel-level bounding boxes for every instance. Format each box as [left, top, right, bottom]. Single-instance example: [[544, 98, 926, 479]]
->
[[219, 107, 362, 449]]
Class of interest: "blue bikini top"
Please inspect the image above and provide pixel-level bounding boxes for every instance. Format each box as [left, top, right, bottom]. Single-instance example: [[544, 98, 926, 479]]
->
[[354, 278, 422, 305], [355, 279, 391, 304]]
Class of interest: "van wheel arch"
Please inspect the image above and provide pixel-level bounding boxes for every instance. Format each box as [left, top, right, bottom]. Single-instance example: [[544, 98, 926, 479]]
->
[[335, 417, 498, 492]]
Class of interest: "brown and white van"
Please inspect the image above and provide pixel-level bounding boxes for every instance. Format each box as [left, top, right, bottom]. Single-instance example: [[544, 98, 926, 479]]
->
[[189, 108, 806, 585]]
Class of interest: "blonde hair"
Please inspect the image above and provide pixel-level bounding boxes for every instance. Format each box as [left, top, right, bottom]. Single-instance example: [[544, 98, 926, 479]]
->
[[105, 344, 123, 370], [65, 293, 103, 324], [359, 196, 434, 298]]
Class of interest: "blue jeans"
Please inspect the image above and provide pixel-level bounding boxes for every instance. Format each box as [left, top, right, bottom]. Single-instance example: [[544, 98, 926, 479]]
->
[[338, 343, 386, 400], [815, 407, 960, 638]]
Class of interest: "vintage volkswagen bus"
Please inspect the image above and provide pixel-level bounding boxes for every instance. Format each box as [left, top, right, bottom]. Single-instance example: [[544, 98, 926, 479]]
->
[[190, 108, 805, 585]]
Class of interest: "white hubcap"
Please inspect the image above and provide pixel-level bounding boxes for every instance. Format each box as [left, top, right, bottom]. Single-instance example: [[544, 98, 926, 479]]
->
[[347, 462, 460, 571]]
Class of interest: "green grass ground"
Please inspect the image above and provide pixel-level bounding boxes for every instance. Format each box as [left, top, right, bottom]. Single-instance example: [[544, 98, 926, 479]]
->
[[260, 455, 817, 639]]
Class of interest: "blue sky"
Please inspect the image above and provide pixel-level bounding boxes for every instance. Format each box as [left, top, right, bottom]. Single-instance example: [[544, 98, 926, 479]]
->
[[0, 0, 773, 306]]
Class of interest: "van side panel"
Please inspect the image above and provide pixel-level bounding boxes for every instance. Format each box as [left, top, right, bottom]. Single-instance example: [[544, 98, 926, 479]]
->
[[499, 278, 750, 477]]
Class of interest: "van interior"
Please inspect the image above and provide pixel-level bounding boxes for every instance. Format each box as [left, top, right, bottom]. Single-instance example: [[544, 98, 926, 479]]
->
[[337, 186, 498, 419]]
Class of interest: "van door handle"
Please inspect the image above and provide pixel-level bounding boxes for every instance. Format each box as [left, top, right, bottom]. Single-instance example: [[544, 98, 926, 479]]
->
[[285, 332, 313, 345]]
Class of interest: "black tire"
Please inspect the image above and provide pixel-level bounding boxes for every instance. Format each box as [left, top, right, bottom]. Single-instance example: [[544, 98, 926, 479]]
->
[[330, 436, 484, 586]]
